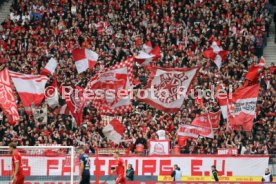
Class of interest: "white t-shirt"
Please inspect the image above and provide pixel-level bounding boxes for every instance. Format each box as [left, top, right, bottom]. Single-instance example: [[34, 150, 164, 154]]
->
[[156, 130, 166, 140]]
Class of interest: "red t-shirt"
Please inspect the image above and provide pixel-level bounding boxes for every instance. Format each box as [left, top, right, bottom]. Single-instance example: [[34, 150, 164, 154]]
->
[[12, 150, 23, 176], [116, 158, 125, 176]]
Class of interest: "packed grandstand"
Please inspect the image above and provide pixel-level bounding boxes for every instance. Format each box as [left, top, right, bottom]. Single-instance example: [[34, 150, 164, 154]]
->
[[0, 0, 275, 160]]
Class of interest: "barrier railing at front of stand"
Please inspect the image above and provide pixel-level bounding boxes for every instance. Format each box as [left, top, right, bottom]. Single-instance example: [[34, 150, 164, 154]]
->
[[95, 148, 276, 177]]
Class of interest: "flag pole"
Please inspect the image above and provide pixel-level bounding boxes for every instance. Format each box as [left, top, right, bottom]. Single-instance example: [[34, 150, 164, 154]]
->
[[95, 148, 100, 184]]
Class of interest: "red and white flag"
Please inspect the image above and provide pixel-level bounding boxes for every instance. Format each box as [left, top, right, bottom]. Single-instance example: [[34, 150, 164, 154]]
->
[[191, 113, 210, 128], [0, 68, 20, 125], [258, 56, 265, 66], [139, 66, 200, 112], [85, 58, 134, 115], [143, 41, 153, 53], [244, 57, 265, 86], [72, 48, 99, 74], [216, 84, 228, 119], [9, 71, 48, 114], [228, 84, 260, 131], [102, 118, 125, 144], [62, 85, 84, 126], [100, 115, 122, 127], [218, 98, 228, 120], [191, 111, 220, 129], [178, 124, 214, 138], [202, 41, 228, 69], [45, 78, 59, 108], [40, 58, 58, 76], [134, 46, 161, 65]]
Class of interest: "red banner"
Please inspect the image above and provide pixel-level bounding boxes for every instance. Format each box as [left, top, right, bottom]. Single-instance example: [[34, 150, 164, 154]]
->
[[0, 68, 20, 124]]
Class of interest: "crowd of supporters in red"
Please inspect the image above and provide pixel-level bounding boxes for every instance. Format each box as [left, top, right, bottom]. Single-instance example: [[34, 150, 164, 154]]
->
[[0, 0, 275, 156]]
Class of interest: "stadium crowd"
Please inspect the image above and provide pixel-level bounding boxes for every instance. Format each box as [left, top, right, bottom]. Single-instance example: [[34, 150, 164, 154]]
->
[[0, 0, 275, 156]]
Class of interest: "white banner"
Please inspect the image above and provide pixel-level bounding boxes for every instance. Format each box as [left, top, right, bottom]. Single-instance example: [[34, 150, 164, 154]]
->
[[0, 156, 269, 177], [149, 140, 170, 155], [178, 124, 214, 138]]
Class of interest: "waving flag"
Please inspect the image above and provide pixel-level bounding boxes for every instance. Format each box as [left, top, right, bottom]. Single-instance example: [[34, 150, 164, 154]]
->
[[72, 48, 99, 74], [0, 68, 19, 125], [191, 114, 210, 128], [40, 58, 58, 76], [9, 71, 48, 114], [62, 85, 84, 126], [143, 41, 153, 53], [178, 124, 214, 138], [244, 57, 265, 86], [101, 115, 122, 127], [139, 66, 200, 112], [258, 56, 265, 66], [228, 84, 260, 131], [203, 41, 228, 69], [102, 118, 125, 144], [45, 78, 59, 108], [216, 84, 228, 119], [85, 58, 134, 115], [134, 46, 161, 65], [192, 112, 220, 129]]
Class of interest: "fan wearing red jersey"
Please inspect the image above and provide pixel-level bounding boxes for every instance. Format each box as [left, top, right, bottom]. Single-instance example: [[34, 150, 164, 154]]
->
[[112, 151, 126, 184], [9, 143, 24, 184]]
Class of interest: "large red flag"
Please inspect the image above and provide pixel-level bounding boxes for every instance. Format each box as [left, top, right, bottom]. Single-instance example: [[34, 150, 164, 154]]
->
[[138, 66, 200, 112], [85, 58, 134, 115], [228, 84, 260, 131], [0, 68, 20, 125]]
